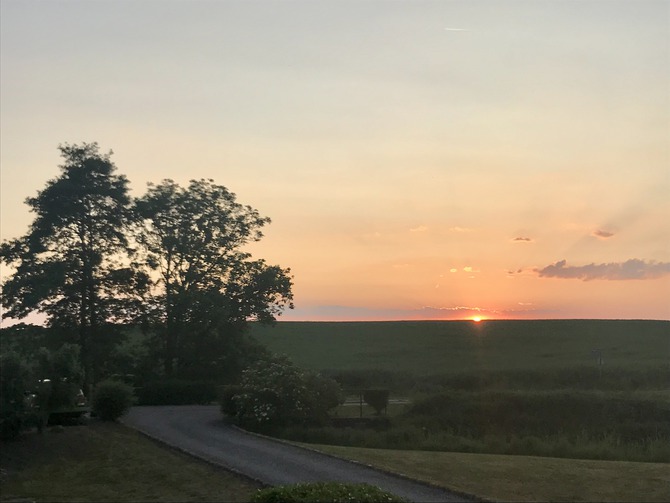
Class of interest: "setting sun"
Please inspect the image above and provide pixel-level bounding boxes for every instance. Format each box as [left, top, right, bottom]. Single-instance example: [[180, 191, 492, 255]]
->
[[472, 316, 482, 323]]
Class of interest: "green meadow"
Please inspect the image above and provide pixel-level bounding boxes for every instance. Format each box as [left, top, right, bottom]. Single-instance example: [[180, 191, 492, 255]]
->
[[250, 319, 668, 375], [251, 320, 670, 463]]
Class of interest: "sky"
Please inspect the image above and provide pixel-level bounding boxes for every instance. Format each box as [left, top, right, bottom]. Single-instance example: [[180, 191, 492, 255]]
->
[[1, 0, 669, 322]]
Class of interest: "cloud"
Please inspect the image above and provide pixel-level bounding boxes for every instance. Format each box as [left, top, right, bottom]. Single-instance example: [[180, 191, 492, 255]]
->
[[449, 226, 473, 233], [410, 225, 428, 233], [463, 266, 480, 273], [536, 259, 670, 281], [279, 304, 546, 321], [512, 237, 533, 242], [507, 268, 527, 276], [593, 229, 615, 239]]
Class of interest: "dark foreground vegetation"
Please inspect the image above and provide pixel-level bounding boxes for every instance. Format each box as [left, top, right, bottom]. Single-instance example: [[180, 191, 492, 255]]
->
[[1, 142, 293, 439], [279, 384, 669, 462], [251, 482, 406, 502]]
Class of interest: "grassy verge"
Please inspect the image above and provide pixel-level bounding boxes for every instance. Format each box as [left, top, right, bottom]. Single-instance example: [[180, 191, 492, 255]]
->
[[300, 443, 670, 502], [0, 421, 260, 502]]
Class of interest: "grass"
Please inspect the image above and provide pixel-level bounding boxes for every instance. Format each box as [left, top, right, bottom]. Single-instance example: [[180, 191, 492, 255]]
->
[[2, 410, 666, 503], [0, 420, 261, 502], [300, 443, 670, 502], [250, 320, 669, 375]]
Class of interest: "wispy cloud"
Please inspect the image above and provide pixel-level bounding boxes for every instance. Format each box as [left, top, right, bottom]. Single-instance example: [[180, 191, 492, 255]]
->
[[279, 304, 547, 321], [512, 236, 533, 242], [410, 225, 428, 233], [425, 305, 486, 312], [593, 229, 615, 239], [536, 259, 670, 281], [449, 226, 473, 233], [507, 268, 526, 279]]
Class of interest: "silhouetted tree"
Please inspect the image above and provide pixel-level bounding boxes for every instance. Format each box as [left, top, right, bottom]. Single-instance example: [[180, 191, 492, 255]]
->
[[135, 179, 293, 377], [0, 143, 148, 392]]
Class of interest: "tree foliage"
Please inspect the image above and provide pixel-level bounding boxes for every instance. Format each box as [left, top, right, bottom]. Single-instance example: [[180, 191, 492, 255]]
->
[[135, 179, 293, 377], [0, 143, 147, 390], [363, 389, 390, 415], [1, 145, 294, 390]]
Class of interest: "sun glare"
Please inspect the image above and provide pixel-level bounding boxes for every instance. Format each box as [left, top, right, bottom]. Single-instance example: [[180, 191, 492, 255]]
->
[[472, 316, 482, 322]]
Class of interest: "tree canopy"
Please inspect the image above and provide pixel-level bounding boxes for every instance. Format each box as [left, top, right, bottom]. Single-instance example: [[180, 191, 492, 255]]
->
[[0, 143, 144, 391], [135, 178, 293, 377], [1, 143, 293, 388]]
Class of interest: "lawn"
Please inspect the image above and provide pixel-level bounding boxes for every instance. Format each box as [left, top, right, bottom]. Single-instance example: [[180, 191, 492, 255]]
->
[[0, 421, 261, 502], [301, 443, 670, 502], [2, 418, 667, 503]]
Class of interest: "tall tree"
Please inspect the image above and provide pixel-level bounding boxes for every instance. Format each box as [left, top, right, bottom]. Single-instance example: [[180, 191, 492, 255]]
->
[[135, 179, 293, 378], [0, 143, 145, 392]]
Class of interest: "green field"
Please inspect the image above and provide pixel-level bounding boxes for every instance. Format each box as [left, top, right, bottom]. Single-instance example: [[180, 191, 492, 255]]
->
[[250, 320, 669, 374], [252, 320, 670, 463]]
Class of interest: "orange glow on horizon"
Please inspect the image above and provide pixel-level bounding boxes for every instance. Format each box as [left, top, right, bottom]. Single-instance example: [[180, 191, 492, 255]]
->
[[472, 316, 482, 322]]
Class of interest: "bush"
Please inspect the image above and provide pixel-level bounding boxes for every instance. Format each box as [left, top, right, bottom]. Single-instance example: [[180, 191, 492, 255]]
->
[[137, 379, 218, 405], [92, 379, 135, 421], [363, 389, 390, 415], [220, 384, 244, 417], [229, 355, 342, 429], [0, 352, 30, 439], [251, 482, 406, 502]]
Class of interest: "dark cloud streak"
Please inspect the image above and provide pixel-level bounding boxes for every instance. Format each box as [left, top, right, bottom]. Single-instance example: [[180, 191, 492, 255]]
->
[[537, 259, 670, 281], [593, 229, 615, 239]]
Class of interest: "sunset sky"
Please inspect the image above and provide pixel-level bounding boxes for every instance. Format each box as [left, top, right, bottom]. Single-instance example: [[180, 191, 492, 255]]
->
[[1, 0, 668, 323]]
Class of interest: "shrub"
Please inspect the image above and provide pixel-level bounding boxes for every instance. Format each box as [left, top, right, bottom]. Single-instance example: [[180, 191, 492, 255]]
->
[[363, 389, 390, 415], [230, 355, 342, 429], [0, 352, 30, 439], [220, 384, 244, 417], [92, 379, 135, 421], [251, 482, 406, 502], [406, 390, 670, 440]]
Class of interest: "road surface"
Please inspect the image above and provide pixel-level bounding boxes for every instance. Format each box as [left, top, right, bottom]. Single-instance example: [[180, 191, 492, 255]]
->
[[123, 405, 476, 502]]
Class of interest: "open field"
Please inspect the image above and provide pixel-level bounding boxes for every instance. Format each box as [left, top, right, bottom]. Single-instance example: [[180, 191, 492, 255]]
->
[[250, 320, 669, 375], [253, 320, 670, 463], [0, 421, 260, 502], [301, 443, 670, 503]]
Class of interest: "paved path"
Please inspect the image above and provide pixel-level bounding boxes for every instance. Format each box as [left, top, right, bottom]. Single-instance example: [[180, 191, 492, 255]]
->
[[123, 405, 475, 502]]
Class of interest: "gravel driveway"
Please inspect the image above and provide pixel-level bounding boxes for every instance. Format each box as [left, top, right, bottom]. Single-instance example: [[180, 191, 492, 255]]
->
[[123, 405, 475, 502]]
